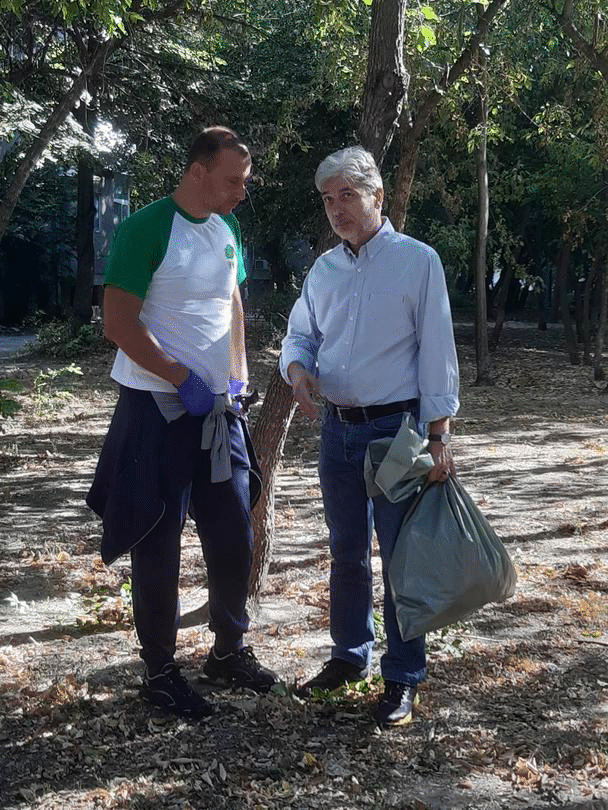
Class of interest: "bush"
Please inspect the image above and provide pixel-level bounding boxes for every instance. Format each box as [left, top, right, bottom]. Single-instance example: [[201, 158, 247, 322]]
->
[[33, 320, 108, 359]]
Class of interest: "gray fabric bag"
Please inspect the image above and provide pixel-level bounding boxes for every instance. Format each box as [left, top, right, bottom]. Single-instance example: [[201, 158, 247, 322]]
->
[[388, 476, 517, 641]]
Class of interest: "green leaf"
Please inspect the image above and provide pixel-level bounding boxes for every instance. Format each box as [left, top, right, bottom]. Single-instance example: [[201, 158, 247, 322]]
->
[[419, 24, 436, 47], [420, 6, 440, 21]]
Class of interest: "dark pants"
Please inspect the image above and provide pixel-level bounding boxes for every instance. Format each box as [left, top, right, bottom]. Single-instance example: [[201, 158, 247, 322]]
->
[[319, 410, 426, 685], [122, 391, 253, 674]]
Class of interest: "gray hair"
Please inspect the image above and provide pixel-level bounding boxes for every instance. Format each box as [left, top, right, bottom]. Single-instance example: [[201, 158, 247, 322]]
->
[[315, 146, 383, 194]]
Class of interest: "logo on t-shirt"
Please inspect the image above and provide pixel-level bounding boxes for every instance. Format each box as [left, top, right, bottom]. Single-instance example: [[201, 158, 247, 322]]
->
[[225, 245, 235, 260]]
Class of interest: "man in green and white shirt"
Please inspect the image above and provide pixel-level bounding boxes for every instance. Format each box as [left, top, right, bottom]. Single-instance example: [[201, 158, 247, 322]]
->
[[87, 127, 278, 718]]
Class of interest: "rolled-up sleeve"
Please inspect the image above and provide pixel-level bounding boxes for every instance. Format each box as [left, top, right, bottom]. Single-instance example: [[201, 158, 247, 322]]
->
[[279, 273, 322, 384], [415, 251, 460, 424]]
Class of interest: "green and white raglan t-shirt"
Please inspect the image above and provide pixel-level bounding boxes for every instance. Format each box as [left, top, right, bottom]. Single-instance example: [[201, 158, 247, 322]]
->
[[104, 196, 246, 394]]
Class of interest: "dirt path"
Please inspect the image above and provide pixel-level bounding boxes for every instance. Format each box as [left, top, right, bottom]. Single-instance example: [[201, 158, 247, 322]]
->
[[0, 323, 607, 810]]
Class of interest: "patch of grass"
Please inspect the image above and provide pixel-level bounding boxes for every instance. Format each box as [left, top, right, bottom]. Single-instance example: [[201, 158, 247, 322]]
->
[[427, 621, 470, 657], [77, 579, 133, 630], [0, 377, 24, 418], [32, 363, 83, 413]]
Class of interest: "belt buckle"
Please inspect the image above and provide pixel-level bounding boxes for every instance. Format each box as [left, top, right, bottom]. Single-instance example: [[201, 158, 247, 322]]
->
[[361, 406, 369, 422], [336, 405, 347, 422]]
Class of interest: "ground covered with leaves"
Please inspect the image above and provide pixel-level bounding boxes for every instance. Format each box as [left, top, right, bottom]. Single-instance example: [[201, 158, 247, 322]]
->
[[0, 322, 607, 810]]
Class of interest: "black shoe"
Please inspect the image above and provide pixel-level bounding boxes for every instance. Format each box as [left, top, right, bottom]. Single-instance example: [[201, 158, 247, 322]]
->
[[296, 658, 368, 698], [373, 681, 419, 727], [141, 663, 215, 719], [202, 646, 279, 692]]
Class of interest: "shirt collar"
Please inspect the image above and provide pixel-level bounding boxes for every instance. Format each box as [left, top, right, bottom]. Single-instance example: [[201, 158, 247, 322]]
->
[[341, 217, 395, 262]]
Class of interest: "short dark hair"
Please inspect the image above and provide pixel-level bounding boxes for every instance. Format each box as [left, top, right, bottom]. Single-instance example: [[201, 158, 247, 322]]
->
[[185, 126, 250, 169]]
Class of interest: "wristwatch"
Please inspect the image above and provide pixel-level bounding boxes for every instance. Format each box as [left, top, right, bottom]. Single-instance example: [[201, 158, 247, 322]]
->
[[428, 432, 451, 445]]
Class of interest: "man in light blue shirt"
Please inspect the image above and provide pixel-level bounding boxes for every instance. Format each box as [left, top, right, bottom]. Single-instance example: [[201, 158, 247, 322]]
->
[[279, 146, 459, 727]]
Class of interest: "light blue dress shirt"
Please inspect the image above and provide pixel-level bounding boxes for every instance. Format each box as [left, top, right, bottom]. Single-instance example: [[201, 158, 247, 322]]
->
[[279, 218, 460, 425]]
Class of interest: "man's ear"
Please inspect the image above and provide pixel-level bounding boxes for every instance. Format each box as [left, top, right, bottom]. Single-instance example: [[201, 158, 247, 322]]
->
[[374, 188, 384, 209], [189, 161, 206, 184]]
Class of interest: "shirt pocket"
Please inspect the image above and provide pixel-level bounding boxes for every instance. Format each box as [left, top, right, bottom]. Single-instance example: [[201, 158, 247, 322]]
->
[[363, 292, 412, 340]]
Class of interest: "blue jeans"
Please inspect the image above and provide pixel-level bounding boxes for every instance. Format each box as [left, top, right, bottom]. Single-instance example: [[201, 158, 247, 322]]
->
[[318, 409, 426, 686]]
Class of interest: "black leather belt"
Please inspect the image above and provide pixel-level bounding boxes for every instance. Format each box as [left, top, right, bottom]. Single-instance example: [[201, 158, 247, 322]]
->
[[326, 399, 418, 424]]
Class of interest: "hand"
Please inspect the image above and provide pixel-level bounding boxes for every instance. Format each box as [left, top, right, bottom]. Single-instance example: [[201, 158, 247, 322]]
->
[[229, 376, 246, 397], [287, 362, 320, 419], [176, 370, 215, 416], [426, 439, 455, 483]]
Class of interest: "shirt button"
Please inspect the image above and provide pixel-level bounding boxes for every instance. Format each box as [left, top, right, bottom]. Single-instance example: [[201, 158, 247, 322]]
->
[[341, 365, 346, 369]]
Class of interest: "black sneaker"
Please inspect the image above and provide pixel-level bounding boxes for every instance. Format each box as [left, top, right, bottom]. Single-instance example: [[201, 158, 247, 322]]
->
[[141, 663, 215, 718], [296, 658, 368, 698], [202, 646, 279, 692], [373, 681, 419, 727]]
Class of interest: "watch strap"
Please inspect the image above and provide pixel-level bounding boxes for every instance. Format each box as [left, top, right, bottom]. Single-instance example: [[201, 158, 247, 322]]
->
[[428, 432, 450, 444]]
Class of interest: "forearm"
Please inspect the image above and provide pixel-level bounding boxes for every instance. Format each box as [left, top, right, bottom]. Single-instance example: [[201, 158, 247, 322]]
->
[[230, 287, 248, 384], [105, 317, 188, 386], [428, 417, 450, 435], [287, 361, 305, 385]]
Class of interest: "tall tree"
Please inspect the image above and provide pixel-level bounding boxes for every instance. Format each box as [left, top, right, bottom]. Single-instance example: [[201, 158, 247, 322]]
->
[[0, 0, 232, 244], [249, 0, 408, 603], [472, 25, 492, 385], [388, 0, 510, 231]]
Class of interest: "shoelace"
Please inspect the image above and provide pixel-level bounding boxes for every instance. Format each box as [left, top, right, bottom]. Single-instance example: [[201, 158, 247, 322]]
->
[[234, 647, 262, 667], [156, 666, 196, 697], [384, 682, 407, 702]]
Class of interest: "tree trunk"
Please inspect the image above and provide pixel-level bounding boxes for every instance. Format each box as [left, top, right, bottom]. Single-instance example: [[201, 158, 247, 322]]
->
[[594, 264, 607, 381], [388, 125, 419, 231], [557, 238, 580, 365], [0, 38, 119, 243], [490, 263, 513, 352], [248, 368, 297, 603], [473, 29, 492, 385], [71, 160, 96, 332], [357, 0, 408, 165], [582, 259, 598, 366], [247, 0, 410, 605]]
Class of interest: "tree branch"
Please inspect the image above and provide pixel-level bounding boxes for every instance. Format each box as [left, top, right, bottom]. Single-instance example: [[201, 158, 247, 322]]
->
[[559, 13, 608, 81], [410, 0, 510, 141]]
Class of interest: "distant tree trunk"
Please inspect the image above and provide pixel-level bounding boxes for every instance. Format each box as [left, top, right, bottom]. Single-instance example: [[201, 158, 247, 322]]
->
[[557, 238, 580, 365], [473, 30, 492, 385], [582, 259, 598, 365], [267, 238, 289, 292], [71, 160, 96, 331], [490, 263, 513, 352], [550, 266, 561, 322], [247, 0, 409, 605], [594, 264, 607, 381]]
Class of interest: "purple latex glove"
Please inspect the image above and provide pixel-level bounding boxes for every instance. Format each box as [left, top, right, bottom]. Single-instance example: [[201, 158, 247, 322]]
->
[[176, 370, 215, 416], [229, 376, 246, 397]]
